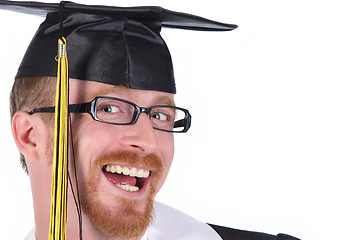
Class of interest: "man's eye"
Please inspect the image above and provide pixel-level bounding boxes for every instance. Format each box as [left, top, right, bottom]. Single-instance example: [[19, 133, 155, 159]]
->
[[100, 105, 120, 113], [151, 112, 168, 121]]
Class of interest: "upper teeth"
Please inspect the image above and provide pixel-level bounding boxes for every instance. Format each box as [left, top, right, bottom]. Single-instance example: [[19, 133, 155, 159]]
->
[[105, 165, 150, 178]]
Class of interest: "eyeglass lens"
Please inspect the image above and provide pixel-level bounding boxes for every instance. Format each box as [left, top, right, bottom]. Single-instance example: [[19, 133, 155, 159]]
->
[[95, 98, 186, 132]]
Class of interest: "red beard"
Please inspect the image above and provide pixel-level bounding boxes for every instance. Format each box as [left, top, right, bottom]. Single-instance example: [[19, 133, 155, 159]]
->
[[80, 151, 163, 239]]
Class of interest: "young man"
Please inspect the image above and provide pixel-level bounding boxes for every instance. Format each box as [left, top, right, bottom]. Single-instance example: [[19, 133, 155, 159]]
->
[[3, 1, 299, 239]]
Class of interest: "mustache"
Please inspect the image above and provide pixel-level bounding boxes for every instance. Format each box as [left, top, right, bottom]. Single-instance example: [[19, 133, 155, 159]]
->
[[92, 151, 163, 176]]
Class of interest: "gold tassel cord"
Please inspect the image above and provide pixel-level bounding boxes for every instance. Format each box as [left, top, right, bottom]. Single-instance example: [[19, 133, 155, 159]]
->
[[48, 37, 69, 240]]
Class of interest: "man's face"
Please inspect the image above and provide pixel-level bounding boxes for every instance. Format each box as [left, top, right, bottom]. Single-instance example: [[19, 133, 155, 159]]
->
[[66, 79, 175, 238]]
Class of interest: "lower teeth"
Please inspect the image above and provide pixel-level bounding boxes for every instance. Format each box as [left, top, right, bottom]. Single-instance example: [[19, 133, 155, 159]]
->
[[116, 183, 139, 192]]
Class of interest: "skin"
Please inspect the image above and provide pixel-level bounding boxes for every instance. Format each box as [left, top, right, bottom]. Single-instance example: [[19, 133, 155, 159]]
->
[[12, 78, 175, 240]]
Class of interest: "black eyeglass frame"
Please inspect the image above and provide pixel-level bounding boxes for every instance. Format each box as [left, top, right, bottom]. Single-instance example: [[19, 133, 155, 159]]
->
[[29, 96, 191, 133]]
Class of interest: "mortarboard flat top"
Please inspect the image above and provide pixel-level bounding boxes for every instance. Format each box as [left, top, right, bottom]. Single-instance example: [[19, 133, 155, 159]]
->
[[0, 0, 237, 93]]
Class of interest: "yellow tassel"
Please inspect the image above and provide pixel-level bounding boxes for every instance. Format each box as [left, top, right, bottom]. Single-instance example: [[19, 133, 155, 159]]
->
[[48, 37, 69, 240]]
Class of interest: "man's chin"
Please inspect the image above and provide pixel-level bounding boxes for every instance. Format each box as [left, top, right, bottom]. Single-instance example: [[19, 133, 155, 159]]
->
[[79, 152, 163, 239], [82, 191, 155, 239]]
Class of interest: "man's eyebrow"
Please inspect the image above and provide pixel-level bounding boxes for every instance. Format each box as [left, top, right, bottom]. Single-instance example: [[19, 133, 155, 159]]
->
[[153, 96, 176, 107], [86, 85, 175, 106], [87, 85, 127, 101]]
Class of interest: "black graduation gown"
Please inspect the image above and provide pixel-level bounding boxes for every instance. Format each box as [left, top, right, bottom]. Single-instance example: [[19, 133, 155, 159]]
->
[[208, 224, 300, 240]]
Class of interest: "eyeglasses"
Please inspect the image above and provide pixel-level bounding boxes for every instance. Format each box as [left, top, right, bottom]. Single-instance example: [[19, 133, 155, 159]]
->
[[29, 96, 191, 133]]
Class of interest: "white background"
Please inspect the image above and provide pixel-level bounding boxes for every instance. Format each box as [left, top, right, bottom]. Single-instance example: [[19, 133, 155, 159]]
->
[[1, 0, 360, 240]]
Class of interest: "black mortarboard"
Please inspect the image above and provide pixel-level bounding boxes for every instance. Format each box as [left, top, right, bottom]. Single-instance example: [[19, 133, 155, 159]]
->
[[0, 0, 237, 93]]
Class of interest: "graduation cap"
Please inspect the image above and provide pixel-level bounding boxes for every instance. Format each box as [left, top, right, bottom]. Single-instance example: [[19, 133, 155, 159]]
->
[[1, 0, 237, 93], [0, 1, 237, 239]]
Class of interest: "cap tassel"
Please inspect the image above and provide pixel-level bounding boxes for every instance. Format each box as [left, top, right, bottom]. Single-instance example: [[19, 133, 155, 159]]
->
[[48, 37, 69, 240]]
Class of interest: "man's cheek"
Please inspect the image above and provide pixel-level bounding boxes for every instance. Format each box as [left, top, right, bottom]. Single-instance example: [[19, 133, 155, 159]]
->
[[155, 163, 172, 195]]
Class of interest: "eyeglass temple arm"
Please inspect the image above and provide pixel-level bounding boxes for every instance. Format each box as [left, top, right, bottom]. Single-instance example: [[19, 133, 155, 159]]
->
[[29, 102, 91, 114], [173, 113, 191, 131], [174, 119, 186, 128]]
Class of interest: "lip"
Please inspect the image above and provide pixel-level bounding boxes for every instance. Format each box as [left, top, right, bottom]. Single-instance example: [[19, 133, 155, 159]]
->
[[100, 165, 152, 198]]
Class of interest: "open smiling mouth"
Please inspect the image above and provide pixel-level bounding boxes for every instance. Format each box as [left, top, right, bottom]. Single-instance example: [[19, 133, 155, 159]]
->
[[102, 164, 151, 192]]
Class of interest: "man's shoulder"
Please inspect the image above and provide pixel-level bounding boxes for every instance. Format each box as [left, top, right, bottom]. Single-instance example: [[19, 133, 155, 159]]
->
[[208, 224, 300, 240], [152, 202, 300, 240]]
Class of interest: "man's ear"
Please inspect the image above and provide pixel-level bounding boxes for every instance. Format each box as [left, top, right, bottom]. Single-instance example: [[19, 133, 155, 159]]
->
[[12, 111, 42, 161]]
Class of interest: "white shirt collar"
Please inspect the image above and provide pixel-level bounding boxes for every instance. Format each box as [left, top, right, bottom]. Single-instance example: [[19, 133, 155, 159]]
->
[[25, 229, 148, 240], [141, 231, 148, 240], [25, 201, 222, 240], [148, 201, 222, 240]]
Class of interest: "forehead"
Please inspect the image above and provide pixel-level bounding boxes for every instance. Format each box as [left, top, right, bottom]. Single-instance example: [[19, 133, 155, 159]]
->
[[69, 78, 175, 106]]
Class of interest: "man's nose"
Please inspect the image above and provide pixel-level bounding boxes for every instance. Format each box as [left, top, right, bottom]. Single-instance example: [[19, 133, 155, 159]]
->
[[120, 113, 157, 154]]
